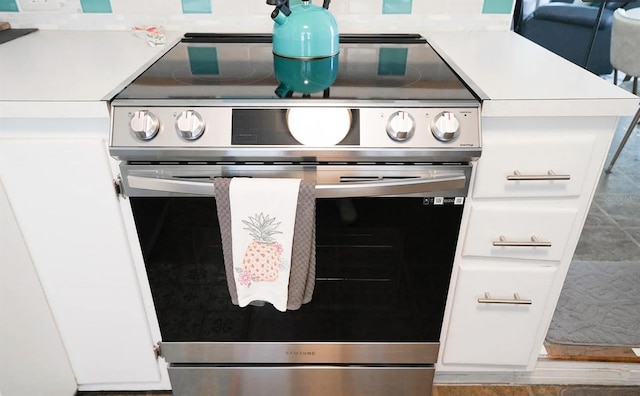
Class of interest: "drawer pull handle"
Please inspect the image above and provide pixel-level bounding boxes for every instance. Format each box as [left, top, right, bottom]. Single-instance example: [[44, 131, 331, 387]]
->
[[506, 170, 571, 181], [493, 235, 552, 248], [477, 292, 532, 305]]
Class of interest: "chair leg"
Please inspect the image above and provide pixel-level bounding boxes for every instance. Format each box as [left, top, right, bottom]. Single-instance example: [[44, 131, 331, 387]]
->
[[614, 69, 618, 85], [605, 106, 640, 173], [634, 77, 638, 95]]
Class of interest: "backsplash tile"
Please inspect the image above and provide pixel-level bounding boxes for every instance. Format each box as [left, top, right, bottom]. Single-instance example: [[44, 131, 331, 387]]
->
[[413, 1, 484, 15], [211, 0, 249, 16], [182, 0, 211, 14], [348, 0, 382, 14], [382, 0, 412, 15], [110, 0, 182, 15], [80, 0, 112, 13], [482, 0, 514, 14], [0, 0, 18, 12], [0, 0, 516, 31]]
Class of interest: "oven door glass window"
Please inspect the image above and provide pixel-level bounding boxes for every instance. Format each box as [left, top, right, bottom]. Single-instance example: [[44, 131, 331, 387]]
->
[[131, 197, 463, 343]]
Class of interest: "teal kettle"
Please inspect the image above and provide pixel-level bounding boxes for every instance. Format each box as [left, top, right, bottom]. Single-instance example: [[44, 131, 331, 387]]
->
[[267, 0, 339, 59]]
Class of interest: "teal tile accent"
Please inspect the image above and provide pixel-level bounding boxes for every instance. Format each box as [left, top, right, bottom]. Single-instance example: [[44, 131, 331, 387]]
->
[[482, 0, 514, 14], [382, 0, 412, 15], [0, 0, 19, 12], [378, 48, 408, 76], [80, 0, 112, 13], [182, 0, 212, 14], [188, 47, 219, 75]]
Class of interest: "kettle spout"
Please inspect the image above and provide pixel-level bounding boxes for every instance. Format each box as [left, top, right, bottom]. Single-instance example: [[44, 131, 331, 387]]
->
[[271, 7, 289, 25], [268, 0, 291, 25], [275, 83, 293, 98]]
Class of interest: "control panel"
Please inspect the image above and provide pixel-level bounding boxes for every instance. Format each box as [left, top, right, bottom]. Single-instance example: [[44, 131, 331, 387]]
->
[[111, 105, 481, 150]]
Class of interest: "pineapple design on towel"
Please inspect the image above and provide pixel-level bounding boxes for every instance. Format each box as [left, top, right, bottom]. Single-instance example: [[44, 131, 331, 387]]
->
[[228, 177, 300, 311], [237, 212, 289, 286]]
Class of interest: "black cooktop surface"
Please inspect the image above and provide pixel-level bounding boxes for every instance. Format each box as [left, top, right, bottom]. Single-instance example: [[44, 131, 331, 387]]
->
[[115, 33, 476, 102]]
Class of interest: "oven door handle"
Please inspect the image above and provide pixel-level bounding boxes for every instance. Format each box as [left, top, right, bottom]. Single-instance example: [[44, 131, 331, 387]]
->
[[126, 174, 466, 198]]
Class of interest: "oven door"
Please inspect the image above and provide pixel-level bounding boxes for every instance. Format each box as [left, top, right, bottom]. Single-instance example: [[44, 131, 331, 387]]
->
[[122, 163, 469, 366]]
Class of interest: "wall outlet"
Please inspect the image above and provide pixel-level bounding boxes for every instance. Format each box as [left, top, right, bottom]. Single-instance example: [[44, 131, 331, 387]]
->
[[18, 0, 60, 11]]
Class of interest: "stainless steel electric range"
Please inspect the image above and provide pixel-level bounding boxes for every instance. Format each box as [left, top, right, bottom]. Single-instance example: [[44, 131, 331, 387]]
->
[[109, 33, 481, 396]]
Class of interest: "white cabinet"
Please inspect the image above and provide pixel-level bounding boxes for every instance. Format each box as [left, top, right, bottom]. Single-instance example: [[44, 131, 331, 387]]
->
[[442, 264, 556, 366], [463, 203, 578, 261], [0, 180, 76, 396], [439, 116, 614, 372], [473, 130, 597, 199], [0, 136, 161, 387]]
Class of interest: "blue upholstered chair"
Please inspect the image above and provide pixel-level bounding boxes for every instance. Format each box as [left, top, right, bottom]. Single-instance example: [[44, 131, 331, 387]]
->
[[605, 8, 640, 172], [518, 1, 640, 75]]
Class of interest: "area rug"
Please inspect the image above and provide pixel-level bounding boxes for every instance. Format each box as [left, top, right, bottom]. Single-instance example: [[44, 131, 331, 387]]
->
[[546, 261, 640, 347]]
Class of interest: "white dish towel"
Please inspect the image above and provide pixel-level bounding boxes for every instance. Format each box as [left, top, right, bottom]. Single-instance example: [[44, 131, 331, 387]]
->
[[229, 178, 301, 312]]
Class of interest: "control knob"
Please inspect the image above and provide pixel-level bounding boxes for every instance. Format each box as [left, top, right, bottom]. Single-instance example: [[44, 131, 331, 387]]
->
[[130, 110, 159, 141], [386, 111, 415, 142], [431, 111, 460, 142], [176, 110, 206, 140]]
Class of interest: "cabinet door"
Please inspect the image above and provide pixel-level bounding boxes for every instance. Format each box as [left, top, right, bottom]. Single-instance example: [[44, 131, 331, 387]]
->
[[442, 264, 556, 367], [0, 180, 76, 396], [0, 138, 160, 385]]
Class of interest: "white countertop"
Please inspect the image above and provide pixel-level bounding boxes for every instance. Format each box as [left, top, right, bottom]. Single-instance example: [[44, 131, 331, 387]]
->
[[0, 30, 181, 118], [0, 29, 637, 120], [427, 30, 639, 117]]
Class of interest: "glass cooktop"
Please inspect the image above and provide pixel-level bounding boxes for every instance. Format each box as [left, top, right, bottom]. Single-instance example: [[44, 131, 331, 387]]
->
[[114, 33, 477, 101]]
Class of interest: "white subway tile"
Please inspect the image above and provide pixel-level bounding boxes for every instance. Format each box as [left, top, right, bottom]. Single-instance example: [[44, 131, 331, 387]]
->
[[349, 0, 383, 14], [111, 0, 183, 15], [211, 0, 249, 15], [2, 0, 512, 31]]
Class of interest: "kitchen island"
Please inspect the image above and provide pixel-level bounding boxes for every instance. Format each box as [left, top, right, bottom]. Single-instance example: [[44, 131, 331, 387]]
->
[[427, 31, 639, 385], [0, 29, 638, 394]]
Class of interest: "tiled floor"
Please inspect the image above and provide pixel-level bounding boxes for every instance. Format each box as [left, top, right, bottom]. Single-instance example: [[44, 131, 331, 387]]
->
[[573, 79, 640, 263], [544, 75, 640, 363], [574, 124, 640, 262]]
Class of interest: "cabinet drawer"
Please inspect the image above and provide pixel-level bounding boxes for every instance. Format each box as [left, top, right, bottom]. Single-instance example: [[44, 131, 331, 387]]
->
[[473, 132, 596, 198], [463, 203, 578, 261], [442, 264, 556, 366]]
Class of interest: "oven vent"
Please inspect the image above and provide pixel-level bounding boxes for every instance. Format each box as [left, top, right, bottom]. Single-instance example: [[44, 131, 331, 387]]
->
[[127, 161, 461, 166], [339, 176, 418, 183]]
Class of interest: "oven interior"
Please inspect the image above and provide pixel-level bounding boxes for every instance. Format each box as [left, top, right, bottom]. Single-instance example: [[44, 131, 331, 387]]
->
[[130, 196, 463, 344]]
